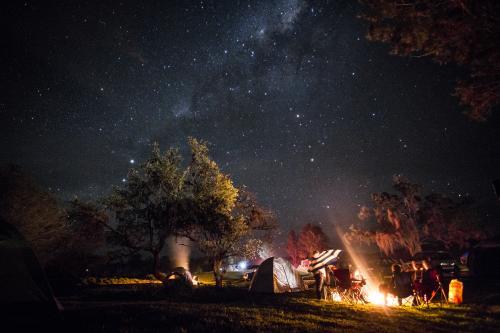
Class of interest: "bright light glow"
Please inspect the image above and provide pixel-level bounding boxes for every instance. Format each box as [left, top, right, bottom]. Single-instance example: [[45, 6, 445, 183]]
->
[[129, 159, 135, 164], [365, 290, 400, 306], [335, 225, 401, 307], [331, 291, 342, 302], [238, 261, 248, 270], [168, 237, 190, 270]]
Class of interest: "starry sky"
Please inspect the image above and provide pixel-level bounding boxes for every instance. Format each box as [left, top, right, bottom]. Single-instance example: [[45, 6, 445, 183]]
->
[[2, 0, 499, 239]]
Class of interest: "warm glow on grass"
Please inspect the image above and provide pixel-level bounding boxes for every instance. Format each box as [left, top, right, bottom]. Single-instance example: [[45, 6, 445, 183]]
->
[[84, 277, 162, 285]]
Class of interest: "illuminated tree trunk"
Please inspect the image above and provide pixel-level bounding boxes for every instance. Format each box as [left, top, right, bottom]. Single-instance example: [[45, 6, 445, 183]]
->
[[213, 259, 223, 288], [153, 250, 163, 280]]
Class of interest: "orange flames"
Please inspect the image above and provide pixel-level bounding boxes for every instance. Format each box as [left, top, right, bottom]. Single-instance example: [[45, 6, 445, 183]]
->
[[334, 226, 404, 307]]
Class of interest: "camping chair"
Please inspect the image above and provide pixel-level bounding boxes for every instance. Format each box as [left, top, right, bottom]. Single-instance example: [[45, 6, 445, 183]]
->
[[350, 278, 369, 304], [413, 271, 448, 307], [331, 268, 365, 304], [391, 271, 415, 306]]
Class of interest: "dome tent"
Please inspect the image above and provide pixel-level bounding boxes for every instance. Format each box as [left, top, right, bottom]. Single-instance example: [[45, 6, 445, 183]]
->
[[0, 219, 60, 328], [249, 257, 305, 293]]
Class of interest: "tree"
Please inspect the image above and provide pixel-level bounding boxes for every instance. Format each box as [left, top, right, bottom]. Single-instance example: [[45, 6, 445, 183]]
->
[[420, 193, 485, 253], [184, 138, 274, 287], [359, 0, 500, 120], [235, 188, 277, 234], [297, 223, 329, 259], [66, 199, 107, 250], [346, 176, 485, 257], [286, 230, 300, 267], [0, 164, 67, 265], [38, 199, 110, 279], [103, 143, 185, 279]]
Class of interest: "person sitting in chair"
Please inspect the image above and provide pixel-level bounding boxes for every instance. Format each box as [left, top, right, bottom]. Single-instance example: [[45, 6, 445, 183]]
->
[[380, 264, 414, 305], [419, 260, 440, 302]]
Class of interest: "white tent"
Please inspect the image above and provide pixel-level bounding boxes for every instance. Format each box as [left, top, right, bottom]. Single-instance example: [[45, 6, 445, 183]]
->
[[249, 257, 305, 293]]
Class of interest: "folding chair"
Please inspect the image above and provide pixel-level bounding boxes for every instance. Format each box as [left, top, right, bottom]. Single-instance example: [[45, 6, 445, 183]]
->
[[331, 268, 354, 303], [414, 270, 448, 307]]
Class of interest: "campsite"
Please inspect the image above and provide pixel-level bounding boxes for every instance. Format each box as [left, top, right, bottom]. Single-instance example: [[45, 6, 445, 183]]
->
[[3, 217, 500, 333], [3, 0, 500, 332]]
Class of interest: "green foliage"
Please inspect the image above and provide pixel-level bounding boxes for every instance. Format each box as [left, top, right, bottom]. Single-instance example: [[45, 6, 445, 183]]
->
[[103, 143, 185, 276], [97, 138, 275, 282], [185, 137, 238, 217], [359, 0, 500, 120], [185, 138, 248, 286], [184, 138, 276, 286]]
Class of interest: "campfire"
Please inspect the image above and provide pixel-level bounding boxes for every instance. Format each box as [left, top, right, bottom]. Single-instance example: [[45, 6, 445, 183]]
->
[[326, 269, 402, 306], [364, 288, 400, 306], [323, 227, 409, 306]]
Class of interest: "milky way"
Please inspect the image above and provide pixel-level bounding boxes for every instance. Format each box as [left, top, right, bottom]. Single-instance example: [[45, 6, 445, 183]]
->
[[2, 0, 499, 239]]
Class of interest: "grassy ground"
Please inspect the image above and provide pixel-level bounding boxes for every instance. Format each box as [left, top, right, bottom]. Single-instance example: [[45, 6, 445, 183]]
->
[[83, 277, 163, 285], [60, 284, 500, 333]]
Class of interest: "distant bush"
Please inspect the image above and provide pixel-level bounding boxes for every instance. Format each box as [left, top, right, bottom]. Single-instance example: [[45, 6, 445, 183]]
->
[[145, 274, 157, 280], [156, 272, 167, 281]]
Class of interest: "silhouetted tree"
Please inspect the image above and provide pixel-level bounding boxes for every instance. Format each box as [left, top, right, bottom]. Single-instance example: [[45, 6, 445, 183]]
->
[[66, 199, 107, 250], [346, 176, 485, 257], [297, 223, 329, 259], [420, 193, 485, 253], [0, 165, 67, 265], [235, 188, 277, 258], [235, 188, 277, 234], [359, 0, 500, 120]]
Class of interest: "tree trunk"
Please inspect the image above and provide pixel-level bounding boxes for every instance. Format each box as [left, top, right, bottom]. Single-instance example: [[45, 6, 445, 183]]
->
[[213, 259, 223, 288], [153, 250, 163, 281]]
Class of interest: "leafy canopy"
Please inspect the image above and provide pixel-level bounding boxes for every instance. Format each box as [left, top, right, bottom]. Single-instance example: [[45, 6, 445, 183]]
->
[[360, 0, 500, 120]]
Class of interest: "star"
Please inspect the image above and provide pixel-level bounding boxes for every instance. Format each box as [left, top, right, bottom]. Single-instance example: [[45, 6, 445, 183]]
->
[[3, 0, 497, 249]]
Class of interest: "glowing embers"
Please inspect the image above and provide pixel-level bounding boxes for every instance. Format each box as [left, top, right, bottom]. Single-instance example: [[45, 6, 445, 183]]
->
[[328, 286, 410, 306]]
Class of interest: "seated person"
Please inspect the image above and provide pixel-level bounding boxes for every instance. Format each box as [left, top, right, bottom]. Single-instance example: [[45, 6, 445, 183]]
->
[[380, 264, 414, 305], [417, 260, 440, 301]]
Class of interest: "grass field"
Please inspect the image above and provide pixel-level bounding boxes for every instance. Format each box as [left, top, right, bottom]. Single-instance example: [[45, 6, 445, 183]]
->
[[60, 284, 500, 333]]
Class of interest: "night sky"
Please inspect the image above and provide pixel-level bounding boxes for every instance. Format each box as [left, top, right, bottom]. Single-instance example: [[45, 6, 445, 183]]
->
[[2, 1, 499, 238]]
